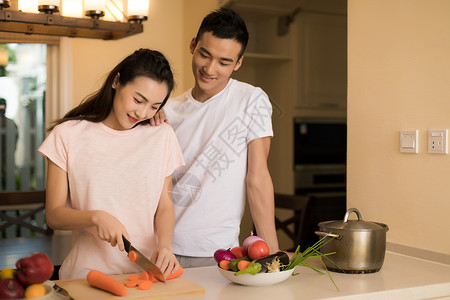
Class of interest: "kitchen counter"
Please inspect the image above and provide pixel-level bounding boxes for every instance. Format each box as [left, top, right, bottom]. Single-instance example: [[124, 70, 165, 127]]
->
[[40, 251, 450, 299], [176, 251, 450, 300]]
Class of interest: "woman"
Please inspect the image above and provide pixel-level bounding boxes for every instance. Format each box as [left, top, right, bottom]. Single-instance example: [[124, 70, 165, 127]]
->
[[39, 49, 184, 279]]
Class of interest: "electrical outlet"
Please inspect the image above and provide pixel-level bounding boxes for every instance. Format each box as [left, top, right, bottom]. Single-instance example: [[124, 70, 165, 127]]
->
[[428, 129, 448, 154]]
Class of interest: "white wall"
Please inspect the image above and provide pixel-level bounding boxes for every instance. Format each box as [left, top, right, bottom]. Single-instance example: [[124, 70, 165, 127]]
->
[[348, 0, 450, 254]]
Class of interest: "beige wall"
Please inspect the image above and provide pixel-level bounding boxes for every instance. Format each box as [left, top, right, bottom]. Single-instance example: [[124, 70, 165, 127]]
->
[[67, 0, 450, 254], [348, 0, 450, 254], [70, 0, 218, 106], [180, 1, 218, 96]]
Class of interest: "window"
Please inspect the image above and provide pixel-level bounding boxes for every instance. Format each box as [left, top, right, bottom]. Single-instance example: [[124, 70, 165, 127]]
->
[[0, 34, 72, 238], [1, 43, 47, 192]]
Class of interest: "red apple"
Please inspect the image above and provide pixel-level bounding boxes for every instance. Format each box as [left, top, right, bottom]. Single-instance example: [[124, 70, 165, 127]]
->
[[0, 278, 24, 299], [230, 246, 247, 259], [15, 252, 54, 285]]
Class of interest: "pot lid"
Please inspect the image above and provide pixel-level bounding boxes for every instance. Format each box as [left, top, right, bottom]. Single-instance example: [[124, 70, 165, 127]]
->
[[319, 208, 385, 231]]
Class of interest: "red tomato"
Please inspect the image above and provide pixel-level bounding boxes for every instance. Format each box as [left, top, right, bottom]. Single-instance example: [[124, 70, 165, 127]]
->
[[248, 240, 270, 260], [230, 246, 247, 259]]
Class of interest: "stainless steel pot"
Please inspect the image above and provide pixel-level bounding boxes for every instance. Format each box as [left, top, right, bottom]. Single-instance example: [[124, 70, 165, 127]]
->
[[315, 208, 389, 274]]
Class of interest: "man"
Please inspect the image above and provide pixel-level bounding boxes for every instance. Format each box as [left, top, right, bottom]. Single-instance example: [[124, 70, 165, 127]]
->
[[153, 8, 280, 267]]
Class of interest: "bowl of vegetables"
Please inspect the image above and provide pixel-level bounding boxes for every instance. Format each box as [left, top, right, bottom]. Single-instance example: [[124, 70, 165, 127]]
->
[[218, 266, 294, 287], [215, 235, 294, 286], [215, 234, 340, 289]]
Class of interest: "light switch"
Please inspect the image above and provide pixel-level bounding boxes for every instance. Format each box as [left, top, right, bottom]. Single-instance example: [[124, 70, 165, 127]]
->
[[400, 130, 418, 153]]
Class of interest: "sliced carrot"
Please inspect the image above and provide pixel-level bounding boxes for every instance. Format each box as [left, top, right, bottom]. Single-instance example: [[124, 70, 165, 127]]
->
[[128, 251, 138, 262], [127, 274, 139, 281], [123, 280, 138, 288], [167, 265, 184, 280], [237, 260, 251, 271], [146, 272, 158, 283], [145, 265, 183, 283], [87, 270, 127, 296], [219, 260, 231, 270], [137, 280, 153, 291], [139, 272, 150, 281]]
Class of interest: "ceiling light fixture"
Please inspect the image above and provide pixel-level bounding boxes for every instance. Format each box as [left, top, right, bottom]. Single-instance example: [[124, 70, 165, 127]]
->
[[0, 0, 148, 40]]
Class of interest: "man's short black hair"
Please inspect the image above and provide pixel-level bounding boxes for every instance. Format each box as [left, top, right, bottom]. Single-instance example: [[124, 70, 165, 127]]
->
[[195, 8, 249, 60]]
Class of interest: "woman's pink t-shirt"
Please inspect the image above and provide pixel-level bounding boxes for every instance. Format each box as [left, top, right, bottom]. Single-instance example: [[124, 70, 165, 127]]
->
[[38, 120, 184, 279]]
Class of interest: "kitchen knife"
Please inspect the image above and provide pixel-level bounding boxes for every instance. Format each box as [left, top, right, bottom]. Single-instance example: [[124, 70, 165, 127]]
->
[[52, 282, 75, 300], [122, 235, 166, 283]]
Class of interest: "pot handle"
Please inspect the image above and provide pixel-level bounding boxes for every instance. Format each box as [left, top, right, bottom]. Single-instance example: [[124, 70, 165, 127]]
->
[[343, 208, 362, 223], [315, 231, 342, 240]]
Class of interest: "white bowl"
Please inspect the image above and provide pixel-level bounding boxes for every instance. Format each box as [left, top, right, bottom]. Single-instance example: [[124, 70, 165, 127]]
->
[[18, 281, 54, 300], [218, 266, 295, 286]]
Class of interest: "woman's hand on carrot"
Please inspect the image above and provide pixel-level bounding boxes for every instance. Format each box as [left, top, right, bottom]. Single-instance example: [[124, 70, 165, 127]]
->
[[150, 246, 180, 279], [91, 210, 129, 251]]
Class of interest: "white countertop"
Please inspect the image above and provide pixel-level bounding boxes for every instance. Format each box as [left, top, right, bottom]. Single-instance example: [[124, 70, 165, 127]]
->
[[177, 251, 450, 300]]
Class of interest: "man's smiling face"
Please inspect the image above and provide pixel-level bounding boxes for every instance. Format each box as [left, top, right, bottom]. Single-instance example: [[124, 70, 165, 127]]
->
[[190, 31, 243, 102]]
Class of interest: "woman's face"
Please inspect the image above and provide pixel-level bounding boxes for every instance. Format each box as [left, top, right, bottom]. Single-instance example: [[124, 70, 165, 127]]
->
[[104, 75, 168, 130]]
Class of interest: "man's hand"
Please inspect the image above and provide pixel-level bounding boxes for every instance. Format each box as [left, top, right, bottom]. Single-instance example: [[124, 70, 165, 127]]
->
[[149, 110, 168, 126]]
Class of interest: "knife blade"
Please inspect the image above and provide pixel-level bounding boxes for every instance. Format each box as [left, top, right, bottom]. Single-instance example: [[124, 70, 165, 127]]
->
[[122, 235, 166, 283], [52, 282, 75, 300]]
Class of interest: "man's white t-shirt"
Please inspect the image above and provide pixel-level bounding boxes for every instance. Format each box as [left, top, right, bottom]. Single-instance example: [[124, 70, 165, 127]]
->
[[165, 79, 273, 257], [38, 120, 184, 279]]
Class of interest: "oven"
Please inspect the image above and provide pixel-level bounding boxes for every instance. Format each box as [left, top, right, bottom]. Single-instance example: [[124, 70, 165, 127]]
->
[[294, 117, 347, 196]]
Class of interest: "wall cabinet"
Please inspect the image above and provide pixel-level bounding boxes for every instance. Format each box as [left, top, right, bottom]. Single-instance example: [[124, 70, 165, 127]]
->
[[296, 13, 347, 110], [225, 0, 347, 194]]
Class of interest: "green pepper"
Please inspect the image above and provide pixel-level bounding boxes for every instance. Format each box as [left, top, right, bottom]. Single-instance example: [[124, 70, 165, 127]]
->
[[235, 262, 262, 275], [229, 256, 251, 272]]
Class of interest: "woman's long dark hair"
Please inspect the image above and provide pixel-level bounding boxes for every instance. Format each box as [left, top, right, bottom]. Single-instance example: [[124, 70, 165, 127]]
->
[[49, 49, 174, 131]]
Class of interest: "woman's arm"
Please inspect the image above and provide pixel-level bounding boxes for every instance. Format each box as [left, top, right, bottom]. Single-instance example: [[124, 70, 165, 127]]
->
[[246, 137, 280, 254], [152, 175, 179, 278], [45, 159, 129, 250]]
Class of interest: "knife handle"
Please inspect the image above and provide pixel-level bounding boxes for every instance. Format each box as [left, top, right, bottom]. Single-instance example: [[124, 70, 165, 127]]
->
[[122, 235, 131, 253]]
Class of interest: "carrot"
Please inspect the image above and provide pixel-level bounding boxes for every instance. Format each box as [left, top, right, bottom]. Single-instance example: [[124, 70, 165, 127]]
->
[[219, 260, 231, 270], [139, 272, 150, 281], [128, 250, 138, 262], [146, 272, 158, 283], [128, 274, 139, 281], [87, 270, 127, 296], [123, 280, 138, 288], [167, 265, 184, 280], [237, 260, 251, 271], [137, 280, 153, 290], [146, 265, 184, 282]]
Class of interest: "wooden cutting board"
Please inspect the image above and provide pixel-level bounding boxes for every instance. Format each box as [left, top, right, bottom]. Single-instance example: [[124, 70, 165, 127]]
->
[[54, 274, 205, 299]]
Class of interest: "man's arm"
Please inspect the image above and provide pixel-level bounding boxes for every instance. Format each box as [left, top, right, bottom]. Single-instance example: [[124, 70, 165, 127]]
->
[[246, 136, 280, 254]]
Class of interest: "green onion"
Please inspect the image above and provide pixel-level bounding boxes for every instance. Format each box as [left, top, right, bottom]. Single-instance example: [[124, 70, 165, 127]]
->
[[282, 233, 342, 291]]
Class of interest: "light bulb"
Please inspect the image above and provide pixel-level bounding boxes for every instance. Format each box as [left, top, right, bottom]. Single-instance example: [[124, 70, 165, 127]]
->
[[19, 0, 39, 13], [38, 0, 59, 5], [127, 0, 148, 18], [84, 0, 105, 12], [62, 0, 83, 18]]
